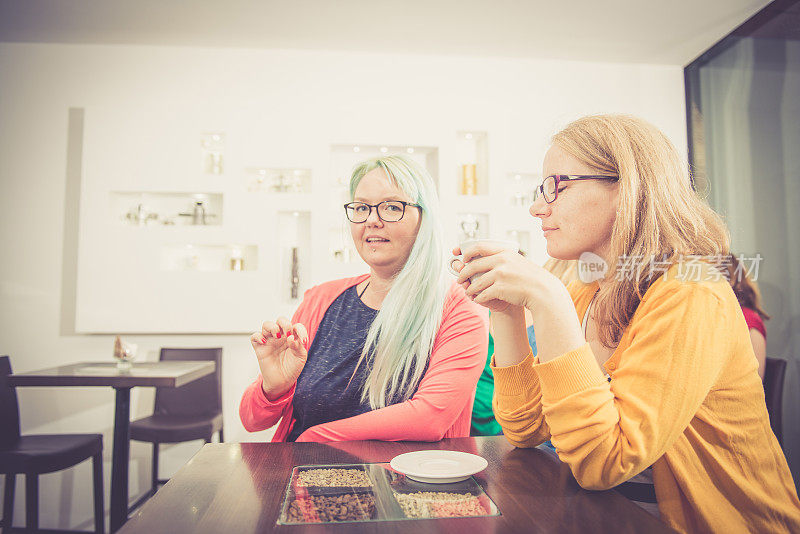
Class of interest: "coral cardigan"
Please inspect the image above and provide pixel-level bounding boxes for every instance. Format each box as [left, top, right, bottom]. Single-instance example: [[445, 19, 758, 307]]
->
[[240, 274, 489, 442], [492, 264, 800, 533]]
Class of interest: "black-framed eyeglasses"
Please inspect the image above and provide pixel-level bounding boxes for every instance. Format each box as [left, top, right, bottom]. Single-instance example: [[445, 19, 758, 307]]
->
[[534, 174, 619, 204], [343, 200, 421, 223]]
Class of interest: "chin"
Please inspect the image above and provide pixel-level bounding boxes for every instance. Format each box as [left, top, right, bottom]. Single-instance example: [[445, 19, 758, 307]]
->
[[546, 243, 581, 261], [361, 254, 396, 268]]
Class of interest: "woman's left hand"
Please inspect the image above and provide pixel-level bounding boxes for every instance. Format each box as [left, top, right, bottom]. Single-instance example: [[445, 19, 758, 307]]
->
[[453, 244, 563, 312]]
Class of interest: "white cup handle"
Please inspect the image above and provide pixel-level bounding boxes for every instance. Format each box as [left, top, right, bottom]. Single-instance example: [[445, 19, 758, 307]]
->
[[448, 254, 462, 276]]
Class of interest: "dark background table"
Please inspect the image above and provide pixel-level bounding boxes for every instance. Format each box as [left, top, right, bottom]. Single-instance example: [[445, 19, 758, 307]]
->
[[119, 436, 673, 533], [9, 361, 215, 532]]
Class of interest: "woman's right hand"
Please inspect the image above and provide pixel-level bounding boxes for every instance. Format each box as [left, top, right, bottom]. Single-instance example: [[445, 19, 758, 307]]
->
[[249, 317, 309, 401]]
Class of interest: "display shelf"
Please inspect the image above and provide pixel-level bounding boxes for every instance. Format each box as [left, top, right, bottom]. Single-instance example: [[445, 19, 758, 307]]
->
[[452, 194, 490, 215], [76, 104, 553, 333], [505, 172, 538, 208], [505, 210, 538, 231], [160, 244, 258, 272], [455, 131, 488, 196], [328, 226, 359, 264], [277, 211, 311, 304], [506, 229, 531, 257], [245, 167, 311, 194], [490, 171, 540, 257], [323, 223, 368, 282], [112, 191, 223, 226], [331, 144, 440, 193], [455, 212, 490, 242], [201, 132, 225, 175]]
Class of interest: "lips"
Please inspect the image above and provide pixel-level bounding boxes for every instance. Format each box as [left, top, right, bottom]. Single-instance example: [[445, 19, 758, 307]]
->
[[542, 227, 558, 236], [365, 236, 389, 243]]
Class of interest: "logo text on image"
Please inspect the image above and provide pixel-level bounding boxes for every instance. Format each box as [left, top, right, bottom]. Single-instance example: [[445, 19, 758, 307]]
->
[[578, 252, 608, 283]]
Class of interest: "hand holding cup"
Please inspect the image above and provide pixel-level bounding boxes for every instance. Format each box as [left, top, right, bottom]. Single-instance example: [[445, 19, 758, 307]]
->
[[450, 239, 522, 312]]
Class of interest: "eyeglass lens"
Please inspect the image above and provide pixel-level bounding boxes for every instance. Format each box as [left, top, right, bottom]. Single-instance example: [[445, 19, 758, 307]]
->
[[347, 201, 406, 222], [535, 176, 557, 203]]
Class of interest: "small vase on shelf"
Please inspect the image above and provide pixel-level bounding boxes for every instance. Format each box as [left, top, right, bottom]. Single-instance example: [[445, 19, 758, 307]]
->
[[461, 164, 477, 195]]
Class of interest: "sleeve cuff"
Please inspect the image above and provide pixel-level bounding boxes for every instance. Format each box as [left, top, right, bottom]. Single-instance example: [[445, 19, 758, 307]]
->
[[491, 348, 537, 396], [255, 376, 296, 407], [534, 343, 607, 402]]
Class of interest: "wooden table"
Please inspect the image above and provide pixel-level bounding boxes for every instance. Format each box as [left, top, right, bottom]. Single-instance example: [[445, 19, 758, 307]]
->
[[9, 361, 215, 532], [119, 437, 673, 533]]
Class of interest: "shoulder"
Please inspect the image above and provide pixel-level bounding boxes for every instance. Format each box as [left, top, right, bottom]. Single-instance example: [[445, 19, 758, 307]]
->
[[294, 274, 369, 322], [659, 262, 732, 297], [442, 280, 479, 313], [430, 282, 490, 361], [441, 281, 489, 328], [637, 261, 738, 317], [742, 306, 766, 338], [302, 274, 369, 301]]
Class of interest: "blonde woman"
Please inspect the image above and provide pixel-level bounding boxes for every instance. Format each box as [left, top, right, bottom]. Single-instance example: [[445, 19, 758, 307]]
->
[[241, 155, 488, 442], [454, 115, 800, 532]]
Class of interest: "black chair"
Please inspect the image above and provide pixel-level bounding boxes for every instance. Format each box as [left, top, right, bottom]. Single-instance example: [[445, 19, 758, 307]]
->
[[129, 348, 223, 506], [1, 355, 104, 533], [763, 356, 787, 446]]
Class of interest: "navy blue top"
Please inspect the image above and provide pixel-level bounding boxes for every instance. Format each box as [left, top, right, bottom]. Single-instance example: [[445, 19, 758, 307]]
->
[[286, 285, 416, 442]]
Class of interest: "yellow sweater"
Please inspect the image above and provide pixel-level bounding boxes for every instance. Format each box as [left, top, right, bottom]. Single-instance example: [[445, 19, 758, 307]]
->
[[492, 264, 800, 533]]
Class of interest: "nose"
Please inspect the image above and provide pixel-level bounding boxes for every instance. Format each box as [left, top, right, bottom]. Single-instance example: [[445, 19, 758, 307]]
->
[[364, 206, 384, 227], [530, 193, 550, 219]]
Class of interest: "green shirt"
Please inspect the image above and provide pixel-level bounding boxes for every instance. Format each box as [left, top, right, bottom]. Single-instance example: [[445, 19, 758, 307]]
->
[[471, 333, 502, 435], [471, 325, 537, 436]]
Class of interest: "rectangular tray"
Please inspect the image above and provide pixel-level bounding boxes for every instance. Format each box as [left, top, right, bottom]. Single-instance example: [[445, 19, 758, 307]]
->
[[277, 462, 500, 525]]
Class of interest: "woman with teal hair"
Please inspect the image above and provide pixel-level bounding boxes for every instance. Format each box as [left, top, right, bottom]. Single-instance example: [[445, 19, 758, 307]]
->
[[240, 154, 489, 441]]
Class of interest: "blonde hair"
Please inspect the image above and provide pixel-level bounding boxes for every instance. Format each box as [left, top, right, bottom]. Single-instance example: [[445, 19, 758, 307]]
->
[[543, 258, 579, 286], [552, 115, 730, 346]]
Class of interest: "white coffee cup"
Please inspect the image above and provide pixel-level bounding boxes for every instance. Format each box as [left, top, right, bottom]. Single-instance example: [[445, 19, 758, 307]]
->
[[449, 238, 520, 280]]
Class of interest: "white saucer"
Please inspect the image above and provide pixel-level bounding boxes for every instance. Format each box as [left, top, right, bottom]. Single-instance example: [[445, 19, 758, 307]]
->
[[390, 450, 488, 484]]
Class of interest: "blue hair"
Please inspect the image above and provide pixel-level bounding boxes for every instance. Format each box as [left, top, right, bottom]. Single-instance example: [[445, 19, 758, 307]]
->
[[349, 154, 447, 409]]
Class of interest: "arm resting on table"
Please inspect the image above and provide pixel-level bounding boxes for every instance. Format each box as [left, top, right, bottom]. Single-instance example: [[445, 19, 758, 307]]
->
[[492, 348, 551, 448]]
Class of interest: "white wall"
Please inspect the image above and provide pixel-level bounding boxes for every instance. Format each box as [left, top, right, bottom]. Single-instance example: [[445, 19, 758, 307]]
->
[[0, 42, 686, 530]]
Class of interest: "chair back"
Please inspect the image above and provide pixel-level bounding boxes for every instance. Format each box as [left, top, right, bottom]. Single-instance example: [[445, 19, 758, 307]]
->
[[764, 356, 787, 445], [0, 355, 22, 449], [154, 348, 222, 417]]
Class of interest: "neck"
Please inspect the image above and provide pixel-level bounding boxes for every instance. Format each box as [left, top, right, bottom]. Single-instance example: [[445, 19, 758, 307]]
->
[[367, 270, 394, 294], [360, 269, 395, 309], [592, 243, 614, 292]]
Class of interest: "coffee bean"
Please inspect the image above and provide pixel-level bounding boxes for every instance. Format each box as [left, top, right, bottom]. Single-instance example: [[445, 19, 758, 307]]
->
[[285, 493, 376, 523]]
